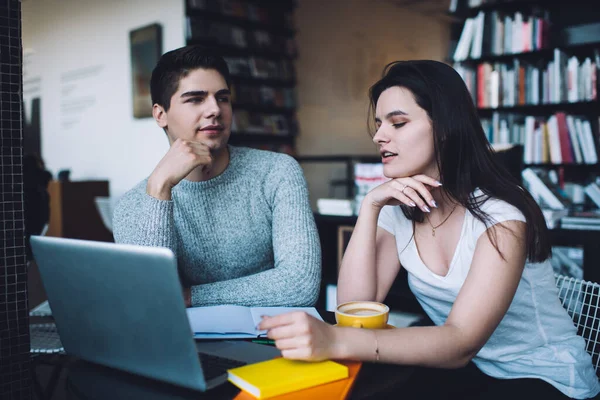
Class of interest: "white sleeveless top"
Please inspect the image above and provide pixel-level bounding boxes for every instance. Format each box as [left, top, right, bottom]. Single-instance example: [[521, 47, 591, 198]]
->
[[377, 190, 600, 399]]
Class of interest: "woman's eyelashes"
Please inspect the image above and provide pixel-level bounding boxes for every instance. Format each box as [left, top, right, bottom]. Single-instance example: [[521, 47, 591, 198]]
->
[[392, 121, 407, 129]]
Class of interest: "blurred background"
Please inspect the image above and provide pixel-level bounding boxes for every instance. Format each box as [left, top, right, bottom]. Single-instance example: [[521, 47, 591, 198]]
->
[[4, 0, 600, 397]]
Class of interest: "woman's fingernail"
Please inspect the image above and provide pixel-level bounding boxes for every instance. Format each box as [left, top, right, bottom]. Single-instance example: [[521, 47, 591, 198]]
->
[[436, 181, 442, 186], [423, 206, 431, 213], [409, 201, 416, 207], [430, 200, 437, 208]]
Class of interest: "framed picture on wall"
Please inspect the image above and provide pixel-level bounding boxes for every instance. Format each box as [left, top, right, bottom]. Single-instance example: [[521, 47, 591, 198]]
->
[[130, 23, 162, 118]]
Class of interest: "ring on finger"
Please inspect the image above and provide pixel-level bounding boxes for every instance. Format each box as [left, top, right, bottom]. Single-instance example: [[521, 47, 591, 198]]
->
[[401, 184, 409, 194]]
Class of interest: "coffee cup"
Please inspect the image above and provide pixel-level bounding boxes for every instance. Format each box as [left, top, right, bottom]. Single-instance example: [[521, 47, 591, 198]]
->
[[335, 301, 389, 329]]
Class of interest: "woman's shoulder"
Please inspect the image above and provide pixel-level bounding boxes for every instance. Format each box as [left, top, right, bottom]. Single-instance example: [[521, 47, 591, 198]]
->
[[470, 188, 526, 224]]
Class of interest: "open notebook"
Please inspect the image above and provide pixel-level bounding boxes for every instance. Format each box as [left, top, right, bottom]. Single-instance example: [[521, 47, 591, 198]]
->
[[187, 306, 323, 339]]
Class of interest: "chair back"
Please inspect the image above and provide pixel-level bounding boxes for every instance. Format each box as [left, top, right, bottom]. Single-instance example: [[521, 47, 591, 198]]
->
[[555, 274, 600, 375]]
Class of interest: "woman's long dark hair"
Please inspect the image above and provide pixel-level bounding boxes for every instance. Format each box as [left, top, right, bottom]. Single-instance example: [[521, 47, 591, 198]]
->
[[369, 60, 550, 262]]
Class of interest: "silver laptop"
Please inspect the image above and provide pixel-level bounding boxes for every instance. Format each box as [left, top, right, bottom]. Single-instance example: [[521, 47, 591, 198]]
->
[[30, 236, 279, 391]]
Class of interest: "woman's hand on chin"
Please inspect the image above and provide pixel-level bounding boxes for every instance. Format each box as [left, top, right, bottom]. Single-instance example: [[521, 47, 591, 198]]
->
[[366, 174, 441, 212]]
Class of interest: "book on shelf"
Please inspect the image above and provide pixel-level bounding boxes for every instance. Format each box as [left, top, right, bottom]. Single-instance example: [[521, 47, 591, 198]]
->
[[542, 209, 569, 229], [187, 0, 282, 27], [224, 57, 296, 81], [561, 210, 600, 226], [232, 111, 292, 135], [561, 223, 600, 231], [584, 182, 600, 208], [317, 198, 354, 217], [522, 168, 572, 210], [232, 85, 295, 108], [482, 112, 598, 165]]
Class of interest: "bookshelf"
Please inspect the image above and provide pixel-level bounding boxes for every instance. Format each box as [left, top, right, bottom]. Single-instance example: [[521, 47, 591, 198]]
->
[[450, 0, 600, 180], [450, 0, 600, 278], [185, 0, 298, 155]]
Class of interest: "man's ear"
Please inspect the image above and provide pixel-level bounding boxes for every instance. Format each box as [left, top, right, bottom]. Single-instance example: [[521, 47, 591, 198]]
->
[[153, 104, 168, 128]]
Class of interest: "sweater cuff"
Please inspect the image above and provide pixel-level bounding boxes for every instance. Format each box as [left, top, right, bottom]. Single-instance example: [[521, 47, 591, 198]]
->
[[138, 193, 175, 249]]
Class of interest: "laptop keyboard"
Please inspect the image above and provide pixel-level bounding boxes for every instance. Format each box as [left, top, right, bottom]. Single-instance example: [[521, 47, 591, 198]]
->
[[198, 353, 247, 381]]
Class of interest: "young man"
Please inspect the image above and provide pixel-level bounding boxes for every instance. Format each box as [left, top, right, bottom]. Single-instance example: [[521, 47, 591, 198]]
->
[[113, 45, 321, 307]]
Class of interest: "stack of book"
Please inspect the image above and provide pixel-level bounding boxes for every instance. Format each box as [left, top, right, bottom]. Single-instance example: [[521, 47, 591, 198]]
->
[[561, 211, 600, 231], [522, 168, 572, 210]]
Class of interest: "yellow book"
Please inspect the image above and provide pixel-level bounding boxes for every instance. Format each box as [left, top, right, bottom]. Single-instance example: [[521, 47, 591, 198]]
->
[[227, 358, 349, 399]]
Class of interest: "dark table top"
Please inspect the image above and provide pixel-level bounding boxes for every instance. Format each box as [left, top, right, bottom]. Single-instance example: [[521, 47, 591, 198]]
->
[[38, 311, 415, 400]]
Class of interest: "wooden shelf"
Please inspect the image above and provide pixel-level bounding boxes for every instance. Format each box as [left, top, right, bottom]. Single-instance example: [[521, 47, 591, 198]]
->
[[186, 9, 295, 37], [456, 42, 600, 65], [448, 0, 548, 19], [478, 101, 599, 115], [448, 0, 594, 19], [186, 39, 296, 60], [523, 163, 600, 169], [233, 103, 295, 115]]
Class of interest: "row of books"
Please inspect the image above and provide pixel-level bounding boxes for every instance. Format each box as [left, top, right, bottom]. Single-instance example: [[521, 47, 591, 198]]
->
[[523, 113, 597, 165], [454, 11, 550, 61], [482, 113, 598, 164], [188, 0, 294, 28], [231, 84, 296, 109], [232, 111, 294, 135], [186, 17, 297, 57], [523, 168, 600, 209], [455, 51, 599, 108], [558, 183, 600, 230], [225, 56, 295, 81], [561, 210, 600, 231]]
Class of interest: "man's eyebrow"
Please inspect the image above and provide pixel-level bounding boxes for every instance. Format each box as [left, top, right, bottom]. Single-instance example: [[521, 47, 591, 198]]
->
[[180, 89, 231, 98], [180, 90, 207, 98]]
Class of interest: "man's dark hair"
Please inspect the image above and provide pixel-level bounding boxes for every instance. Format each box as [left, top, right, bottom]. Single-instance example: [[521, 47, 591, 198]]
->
[[150, 45, 231, 111]]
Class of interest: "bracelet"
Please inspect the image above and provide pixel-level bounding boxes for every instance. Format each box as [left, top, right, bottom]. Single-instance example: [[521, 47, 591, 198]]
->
[[373, 330, 380, 362]]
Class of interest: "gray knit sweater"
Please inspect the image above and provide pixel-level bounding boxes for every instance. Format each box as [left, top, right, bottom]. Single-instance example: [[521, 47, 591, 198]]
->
[[113, 146, 321, 307]]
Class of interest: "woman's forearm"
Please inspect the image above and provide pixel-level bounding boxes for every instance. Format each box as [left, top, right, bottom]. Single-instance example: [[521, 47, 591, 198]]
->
[[336, 203, 381, 304], [332, 324, 475, 369]]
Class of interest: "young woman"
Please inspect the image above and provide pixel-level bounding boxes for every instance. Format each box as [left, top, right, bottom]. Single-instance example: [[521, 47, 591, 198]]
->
[[259, 60, 600, 399]]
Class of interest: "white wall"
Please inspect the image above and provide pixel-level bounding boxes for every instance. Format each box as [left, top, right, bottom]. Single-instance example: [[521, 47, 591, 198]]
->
[[22, 0, 185, 199]]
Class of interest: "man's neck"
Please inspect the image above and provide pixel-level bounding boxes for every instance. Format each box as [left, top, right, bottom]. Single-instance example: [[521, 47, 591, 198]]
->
[[185, 146, 230, 182]]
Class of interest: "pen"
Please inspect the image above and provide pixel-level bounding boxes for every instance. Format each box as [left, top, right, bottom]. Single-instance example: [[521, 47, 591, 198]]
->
[[251, 339, 276, 345]]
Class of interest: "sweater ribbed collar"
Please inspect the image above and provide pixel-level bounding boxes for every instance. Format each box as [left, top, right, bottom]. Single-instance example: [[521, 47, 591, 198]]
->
[[175, 145, 240, 191]]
